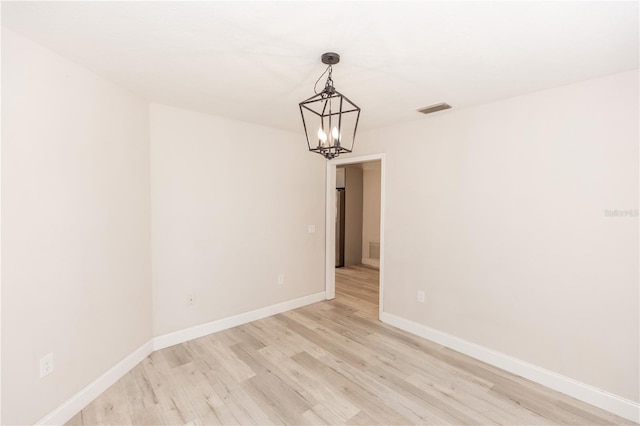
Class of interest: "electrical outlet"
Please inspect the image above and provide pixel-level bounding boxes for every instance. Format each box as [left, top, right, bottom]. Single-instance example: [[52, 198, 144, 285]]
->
[[40, 353, 54, 378], [417, 290, 425, 303], [187, 294, 195, 305], [277, 273, 285, 286]]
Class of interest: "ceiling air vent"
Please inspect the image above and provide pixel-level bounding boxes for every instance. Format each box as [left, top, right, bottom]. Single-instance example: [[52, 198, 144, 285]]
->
[[418, 102, 452, 115]]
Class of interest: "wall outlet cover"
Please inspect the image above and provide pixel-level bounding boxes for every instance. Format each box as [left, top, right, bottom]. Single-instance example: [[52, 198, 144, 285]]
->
[[40, 353, 54, 378]]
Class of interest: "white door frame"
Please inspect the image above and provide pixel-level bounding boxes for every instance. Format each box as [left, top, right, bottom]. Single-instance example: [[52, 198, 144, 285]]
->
[[325, 153, 386, 319]]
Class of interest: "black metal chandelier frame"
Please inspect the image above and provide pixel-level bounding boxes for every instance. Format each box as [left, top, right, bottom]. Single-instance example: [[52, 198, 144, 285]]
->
[[299, 52, 361, 160]]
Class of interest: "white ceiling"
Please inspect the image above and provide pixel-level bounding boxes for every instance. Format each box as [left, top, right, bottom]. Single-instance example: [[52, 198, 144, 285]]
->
[[2, 1, 638, 133]]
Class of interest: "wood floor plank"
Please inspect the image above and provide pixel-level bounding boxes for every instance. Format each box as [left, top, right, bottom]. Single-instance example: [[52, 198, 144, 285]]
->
[[230, 342, 315, 423], [67, 265, 636, 425], [344, 409, 382, 425], [256, 345, 361, 422], [292, 351, 417, 425], [198, 337, 257, 383], [198, 363, 271, 425]]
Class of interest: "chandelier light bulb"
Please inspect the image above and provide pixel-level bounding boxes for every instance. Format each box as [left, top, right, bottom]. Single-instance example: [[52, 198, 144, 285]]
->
[[331, 126, 340, 142], [317, 127, 327, 145]]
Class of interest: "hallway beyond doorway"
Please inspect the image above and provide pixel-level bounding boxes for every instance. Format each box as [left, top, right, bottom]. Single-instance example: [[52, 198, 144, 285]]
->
[[335, 265, 379, 320]]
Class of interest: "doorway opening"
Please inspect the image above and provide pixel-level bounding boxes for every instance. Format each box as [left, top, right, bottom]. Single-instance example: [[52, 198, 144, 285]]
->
[[325, 154, 385, 320]]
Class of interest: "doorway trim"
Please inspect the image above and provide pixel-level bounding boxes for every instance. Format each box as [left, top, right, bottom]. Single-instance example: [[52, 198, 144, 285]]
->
[[325, 153, 386, 319]]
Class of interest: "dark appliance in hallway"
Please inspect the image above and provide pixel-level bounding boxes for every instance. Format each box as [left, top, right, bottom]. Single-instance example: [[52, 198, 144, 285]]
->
[[335, 188, 345, 267]]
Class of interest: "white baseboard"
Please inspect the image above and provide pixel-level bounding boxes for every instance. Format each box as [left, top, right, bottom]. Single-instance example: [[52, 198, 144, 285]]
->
[[153, 291, 326, 350], [380, 312, 640, 423], [36, 339, 154, 425]]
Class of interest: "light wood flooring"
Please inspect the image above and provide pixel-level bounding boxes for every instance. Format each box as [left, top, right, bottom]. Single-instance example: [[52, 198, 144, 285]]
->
[[68, 265, 635, 425]]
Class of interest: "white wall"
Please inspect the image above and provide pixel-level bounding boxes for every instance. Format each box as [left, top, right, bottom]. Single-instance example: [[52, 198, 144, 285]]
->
[[362, 163, 381, 260], [1, 29, 152, 425], [0, 22, 4, 425], [352, 70, 639, 402], [150, 103, 325, 336]]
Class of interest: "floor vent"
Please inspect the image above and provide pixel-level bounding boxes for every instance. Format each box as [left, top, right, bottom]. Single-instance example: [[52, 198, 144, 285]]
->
[[418, 102, 452, 115]]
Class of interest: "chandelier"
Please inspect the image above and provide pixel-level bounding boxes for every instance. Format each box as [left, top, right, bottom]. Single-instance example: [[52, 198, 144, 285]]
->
[[299, 52, 361, 160]]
